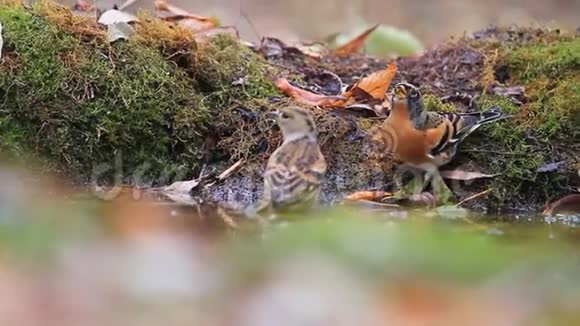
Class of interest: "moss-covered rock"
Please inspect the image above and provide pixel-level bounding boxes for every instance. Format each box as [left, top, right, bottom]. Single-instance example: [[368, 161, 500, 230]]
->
[[0, 2, 577, 211], [463, 30, 580, 209], [0, 1, 277, 182]]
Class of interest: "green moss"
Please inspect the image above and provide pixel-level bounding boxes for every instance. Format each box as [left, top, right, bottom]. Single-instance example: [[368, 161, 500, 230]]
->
[[423, 94, 456, 112], [465, 94, 575, 208], [504, 38, 580, 82], [191, 34, 279, 107], [0, 4, 209, 179], [464, 31, 580, 208]]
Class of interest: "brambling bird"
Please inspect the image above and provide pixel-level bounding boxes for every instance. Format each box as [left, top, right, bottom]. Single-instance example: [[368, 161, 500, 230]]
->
[[368, 82, 508, 200], [249, 106, 327, 216], [394, 82, 509, 167]]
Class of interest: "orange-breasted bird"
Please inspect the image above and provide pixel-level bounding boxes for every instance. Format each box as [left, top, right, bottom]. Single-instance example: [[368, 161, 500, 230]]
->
[[248, 106, 327, 216], [394, 82, 508, 167], [368, 82, 508, 198]]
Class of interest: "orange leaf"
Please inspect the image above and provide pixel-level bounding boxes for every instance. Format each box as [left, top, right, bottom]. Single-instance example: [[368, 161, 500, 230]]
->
[[345, 62, 397, 101], [274, 78, 346, 107], [344, 191, 392, 201], [333, 25, 379, 56]]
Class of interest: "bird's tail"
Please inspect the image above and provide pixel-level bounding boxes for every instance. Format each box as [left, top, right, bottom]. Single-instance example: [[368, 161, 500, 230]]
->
[[452, 106, 510, 144]]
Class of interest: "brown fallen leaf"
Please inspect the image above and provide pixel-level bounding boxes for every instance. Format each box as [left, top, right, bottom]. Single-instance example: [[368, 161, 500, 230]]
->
[[274, 78, 347, 107], [343, 190, 393, 202], [343, 63, 397, 102], [333, 25, 379, 56], [543, 194, 580, 216], [295, 42, 327, 59], [275, 64, 396, 116], [491, 85, 525, 97], [440, 169, 500, 181], [154, 0, 218, 32]]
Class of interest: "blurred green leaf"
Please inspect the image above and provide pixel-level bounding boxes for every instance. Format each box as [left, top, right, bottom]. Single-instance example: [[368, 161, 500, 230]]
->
[[331, 24, 424, 57]]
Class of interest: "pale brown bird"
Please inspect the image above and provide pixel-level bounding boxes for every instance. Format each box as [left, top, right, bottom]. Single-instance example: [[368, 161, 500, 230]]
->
[[249, 106, 327, 216]]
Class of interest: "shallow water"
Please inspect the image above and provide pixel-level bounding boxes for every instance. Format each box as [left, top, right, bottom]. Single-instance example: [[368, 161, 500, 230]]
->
[[3, 166, 580, 324]]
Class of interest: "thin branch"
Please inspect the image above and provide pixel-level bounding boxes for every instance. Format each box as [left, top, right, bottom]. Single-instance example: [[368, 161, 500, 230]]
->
[[456, 188, 493, 207]]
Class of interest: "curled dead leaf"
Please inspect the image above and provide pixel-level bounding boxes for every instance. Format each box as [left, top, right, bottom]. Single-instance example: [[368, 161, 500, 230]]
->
[[274, 78, 347, 107], [107, 21, 134, 43], [345, 63, 397, 100], [333, 24, 379, 56], [536, 160, 567, 173], [154, 0, 218, 32], [275, 63, 396, 117], [98, 9, 138, 25], [491, 85, 525, 97], [343, 190, 393, 202], [440, 169, 499, 181], [543, 194, 580, 216]]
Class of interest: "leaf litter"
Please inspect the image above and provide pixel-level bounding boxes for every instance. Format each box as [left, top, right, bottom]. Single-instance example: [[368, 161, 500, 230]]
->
[[275, 63, 397, 116]]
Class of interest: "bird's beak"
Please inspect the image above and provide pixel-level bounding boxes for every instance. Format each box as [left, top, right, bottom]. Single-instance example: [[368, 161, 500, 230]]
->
[[394, 85, 407, 100]]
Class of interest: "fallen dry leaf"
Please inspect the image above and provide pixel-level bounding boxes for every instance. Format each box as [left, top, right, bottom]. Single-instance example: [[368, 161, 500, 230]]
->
[[440, 169, 499, 181], [333, 24, 379, 56], [491, 85, 525, 97], [98, 9, 138, 25], [295, 42, 327, 59], [258, 37, 325, 60], [154, 0, 218, 32], [275, 63, 396, 115], [107, 21, 134, 43], [536, 160, 567, 173], [543, 194, 580, 216], [162, 178, 199, 194], [343, 63, 397, 101], [343, 190, 393, 202], [274, 78, 347, 107]]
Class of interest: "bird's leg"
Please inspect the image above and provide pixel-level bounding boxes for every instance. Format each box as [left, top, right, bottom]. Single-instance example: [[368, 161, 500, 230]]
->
[[429, 170, 454, 204], [393, 164, 419, 198]]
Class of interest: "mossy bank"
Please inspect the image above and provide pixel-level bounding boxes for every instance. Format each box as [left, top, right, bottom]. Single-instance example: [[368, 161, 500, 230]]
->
[[0, 2, 578, 211]]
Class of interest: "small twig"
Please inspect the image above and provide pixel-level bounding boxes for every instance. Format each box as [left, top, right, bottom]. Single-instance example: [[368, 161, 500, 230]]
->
[[462, 149, 528, 156], [348, 199, 400, 208], [456, 188, 493, 207], [217, 159, 244, 181], [204, 159, 244, 188]]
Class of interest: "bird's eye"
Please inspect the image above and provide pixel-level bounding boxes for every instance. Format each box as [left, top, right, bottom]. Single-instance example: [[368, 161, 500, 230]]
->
[[281, 113, 291, 119], [409, 89, 418, 98]]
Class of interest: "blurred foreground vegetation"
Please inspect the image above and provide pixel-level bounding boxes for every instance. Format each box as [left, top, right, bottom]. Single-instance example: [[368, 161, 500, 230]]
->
[[1, 165, 580, 324]]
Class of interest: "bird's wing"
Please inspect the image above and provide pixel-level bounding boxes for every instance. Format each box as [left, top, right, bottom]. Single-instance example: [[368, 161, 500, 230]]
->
[[425, 107, 508, 155], [264, 140, 326, 205]]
